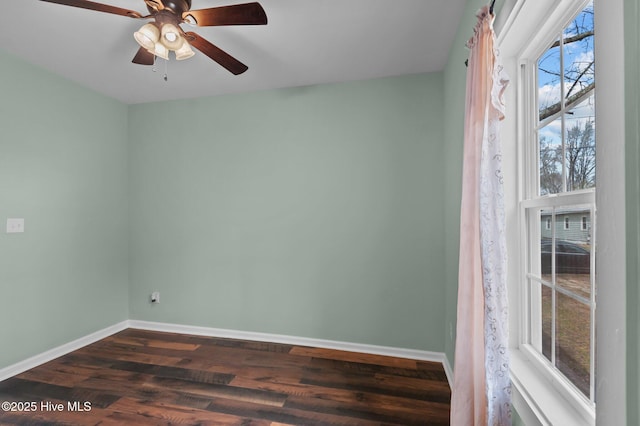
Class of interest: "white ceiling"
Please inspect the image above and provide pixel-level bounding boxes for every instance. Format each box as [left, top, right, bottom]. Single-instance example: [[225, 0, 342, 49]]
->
[[0, 0, 467, 104]]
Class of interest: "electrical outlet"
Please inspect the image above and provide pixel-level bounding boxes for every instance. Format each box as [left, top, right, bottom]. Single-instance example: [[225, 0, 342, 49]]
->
[[151, 291, 160, 304], [6, 218, 25, 233]]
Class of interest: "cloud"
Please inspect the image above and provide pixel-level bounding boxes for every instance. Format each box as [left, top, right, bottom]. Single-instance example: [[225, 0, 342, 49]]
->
[[538, 77, 594, 115], [573, 50, 594, 73], [539, 120, 562, 144], [539, 83, 561, 110]]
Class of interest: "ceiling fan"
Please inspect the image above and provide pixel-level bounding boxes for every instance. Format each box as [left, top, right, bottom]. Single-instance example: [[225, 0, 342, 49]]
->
[[38, 0, 268, 75]]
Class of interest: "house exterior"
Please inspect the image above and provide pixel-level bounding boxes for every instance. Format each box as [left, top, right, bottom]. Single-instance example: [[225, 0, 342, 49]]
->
[[541, 207, 592, 243]]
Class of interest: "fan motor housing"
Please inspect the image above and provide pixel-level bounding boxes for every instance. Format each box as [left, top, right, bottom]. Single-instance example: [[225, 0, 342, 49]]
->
[[161, 0, 191, 15]]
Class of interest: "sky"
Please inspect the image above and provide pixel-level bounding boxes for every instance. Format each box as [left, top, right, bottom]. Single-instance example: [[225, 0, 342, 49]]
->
[[537, 2, 594, 108], [537, 1, 595, 145], [535, 1, 595, 191]]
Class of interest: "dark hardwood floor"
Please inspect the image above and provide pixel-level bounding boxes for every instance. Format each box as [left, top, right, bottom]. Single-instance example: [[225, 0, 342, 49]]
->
[[0, 329, 451, 425]]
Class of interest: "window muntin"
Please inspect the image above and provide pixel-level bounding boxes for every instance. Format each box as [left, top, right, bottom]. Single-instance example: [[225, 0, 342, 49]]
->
[[523, 0, 596, 404], [537, 4, 595, 196]]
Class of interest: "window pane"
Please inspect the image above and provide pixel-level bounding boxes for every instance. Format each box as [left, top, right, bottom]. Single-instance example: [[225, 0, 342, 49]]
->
[[525, 0, 596, 406], [539, 119, 563, 195], [541, 284, 553, 363], [527, 207, 544, 278], [563, 3, 595, 105], [565, 96, 596, 191], [538, 40, 561, 121], [555, 205, 592, 299], [555, 292, 591, 396], [540, 226, 552, 281]]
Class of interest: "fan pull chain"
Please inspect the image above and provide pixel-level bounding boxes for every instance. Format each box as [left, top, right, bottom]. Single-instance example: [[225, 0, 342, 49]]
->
[[149, 57, 169, 82]]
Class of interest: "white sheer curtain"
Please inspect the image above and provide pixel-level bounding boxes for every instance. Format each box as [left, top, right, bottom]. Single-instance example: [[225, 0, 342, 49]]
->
[[450, 5, 511, 426]]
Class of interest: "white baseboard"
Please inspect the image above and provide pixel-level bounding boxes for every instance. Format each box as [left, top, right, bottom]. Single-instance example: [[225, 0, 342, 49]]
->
[[0, 319, 452, 389], [129, 320, 452, 384], [442, 354, 454, 388], [0, 321, 129, 382]]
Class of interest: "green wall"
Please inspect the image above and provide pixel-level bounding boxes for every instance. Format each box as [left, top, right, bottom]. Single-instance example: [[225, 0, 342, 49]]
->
[[0, 47, 447, 371], [625, 0, 640, 424], [0, 49, 130, 369], [128, 74, 447, 350]]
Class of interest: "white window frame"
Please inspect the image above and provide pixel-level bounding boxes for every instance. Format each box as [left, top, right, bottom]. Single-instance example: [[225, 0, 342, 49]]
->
[[495, 0, 625, 424], [582, 216, 588, 231], [518, 4, 597, 415], [521, 193, 596, 403]]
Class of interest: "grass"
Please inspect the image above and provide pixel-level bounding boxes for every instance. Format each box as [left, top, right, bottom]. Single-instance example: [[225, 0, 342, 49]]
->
[[540, 273, 591, 397]]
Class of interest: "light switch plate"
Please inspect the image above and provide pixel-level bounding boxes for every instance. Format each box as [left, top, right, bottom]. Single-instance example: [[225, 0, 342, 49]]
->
[[6, 218, 25, 233]]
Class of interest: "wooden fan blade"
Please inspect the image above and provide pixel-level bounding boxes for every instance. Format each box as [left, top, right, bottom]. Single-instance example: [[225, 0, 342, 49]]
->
[[185, 32, 248, 75], [144, 0, 163, 11], [184, 2, 267, 27], [38, 0, 143, 18], [132, 47, 155, 65]]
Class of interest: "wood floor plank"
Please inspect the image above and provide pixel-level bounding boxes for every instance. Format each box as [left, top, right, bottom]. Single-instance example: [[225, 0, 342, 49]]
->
[[298, 367, 448, 402], [122, 329, 294, 354], [107, 396, 270, 425], [97, 410, 194, 426], [16, 366, 90, 388], [205, 395, 383, 426], [284, 394, 449, 426], [307, 355, 446, 380], [0, 377, 75, 402], [150, 376, 289, 407], [75, 344, 186, 368], [230, 376, 446, 413], [289, 346, 419, 369], [109, 359, 236, 385], [0, 403, 117, 425], [374, 372, 452, 396], [0, 329, 451, 425], [105, 335, 202, 351], [78, 343, 189, 366]]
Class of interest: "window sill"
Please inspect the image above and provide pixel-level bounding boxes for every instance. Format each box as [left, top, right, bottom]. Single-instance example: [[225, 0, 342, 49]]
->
[[510, 349, 595, 426]]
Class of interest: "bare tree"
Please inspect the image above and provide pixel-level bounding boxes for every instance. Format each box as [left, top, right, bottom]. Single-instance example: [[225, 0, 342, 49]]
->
[[539, 122, 595, 195], [538, 5, 595, 194], [540, 136, 563, 195], [538, 6, 594, 121], [566, 121, 595, 191]]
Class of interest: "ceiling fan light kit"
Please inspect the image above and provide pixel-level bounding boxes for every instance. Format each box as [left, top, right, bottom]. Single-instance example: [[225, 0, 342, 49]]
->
[[38, 0, 267, 75], [175, 40, 195, 60], [153, 40, 170, 60], [158, 23, 183, 50], [133, 23, 159, 52]]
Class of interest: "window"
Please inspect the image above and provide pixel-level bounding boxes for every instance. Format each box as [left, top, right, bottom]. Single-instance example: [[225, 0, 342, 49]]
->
[[520, 0, 596, 410], [501, 0, 625, 422]]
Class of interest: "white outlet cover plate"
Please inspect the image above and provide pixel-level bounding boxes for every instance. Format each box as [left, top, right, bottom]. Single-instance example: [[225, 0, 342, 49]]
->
[[6, 218, 25, 233]]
